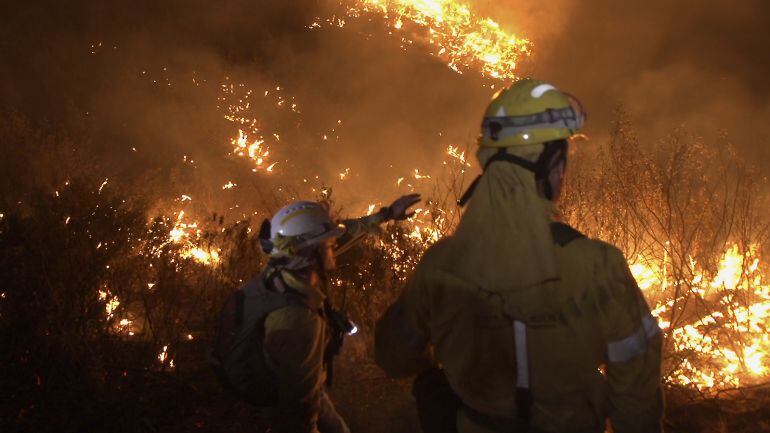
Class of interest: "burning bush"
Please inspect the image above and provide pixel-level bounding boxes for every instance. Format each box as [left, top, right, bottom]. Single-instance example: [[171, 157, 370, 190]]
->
[[3, 109, 770, 432], [562, 111, 770, 396]]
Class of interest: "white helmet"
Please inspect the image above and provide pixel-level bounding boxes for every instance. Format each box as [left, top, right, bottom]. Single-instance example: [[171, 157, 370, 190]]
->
[[268, 201, 345, 256]]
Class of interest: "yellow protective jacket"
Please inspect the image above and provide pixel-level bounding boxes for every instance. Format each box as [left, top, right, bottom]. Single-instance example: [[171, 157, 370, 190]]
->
[[263, 289, 329, 433], [375, 222, 663, 433], [260, 214, 384, 433]]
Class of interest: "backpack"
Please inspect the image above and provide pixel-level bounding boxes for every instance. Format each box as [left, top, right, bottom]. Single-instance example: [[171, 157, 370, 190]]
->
[[209, 274, 312, 407]]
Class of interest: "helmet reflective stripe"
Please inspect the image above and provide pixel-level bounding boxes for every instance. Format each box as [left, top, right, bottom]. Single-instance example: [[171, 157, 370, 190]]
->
[[483, 104, 584, 142], [530, 83, 556, 98]]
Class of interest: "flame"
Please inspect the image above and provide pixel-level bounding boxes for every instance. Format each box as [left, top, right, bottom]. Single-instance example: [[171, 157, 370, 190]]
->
[[446, 145, 471, 167], [711, 244, 745, 291], [169, 210, 197, 244], [98, 289, 137, 335], [183, 247, 221, 266], [630, 244, 770, 392], [158, 345, 173, 368], [629, 256, 663, 291], [166, 211, 221, 266], [220, 81, 301, 174], [413, 168, 431, 180], [331, 0, 532, 80], [98, 289, 120, 320], [231, 129, 272, 171]]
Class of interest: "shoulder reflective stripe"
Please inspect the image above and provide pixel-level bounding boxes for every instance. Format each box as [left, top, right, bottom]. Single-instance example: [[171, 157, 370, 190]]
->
[[642, 315, 661, 338], [514, 320, 529, 389], [607, 326, 646, 363], [607, 314, 660, 363]]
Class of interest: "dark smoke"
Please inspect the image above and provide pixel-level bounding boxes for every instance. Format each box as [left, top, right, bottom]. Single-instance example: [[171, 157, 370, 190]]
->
[[506, 0, 770, 161], [2, 0, 768, 219], [1, 0, 492, 216]]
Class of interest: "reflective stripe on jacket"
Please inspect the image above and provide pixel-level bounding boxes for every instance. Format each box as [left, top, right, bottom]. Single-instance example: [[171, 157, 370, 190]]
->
[[375, 223, 663, 433]]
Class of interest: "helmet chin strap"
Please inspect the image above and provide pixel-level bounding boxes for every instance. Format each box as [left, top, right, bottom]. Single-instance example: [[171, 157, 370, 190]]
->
[[458, 140, 568, 206], [537, 140, 568, 201]]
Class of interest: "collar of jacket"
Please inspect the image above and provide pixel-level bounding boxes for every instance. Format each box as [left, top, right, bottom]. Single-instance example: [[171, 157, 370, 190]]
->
[[275, 268, 326, 310]]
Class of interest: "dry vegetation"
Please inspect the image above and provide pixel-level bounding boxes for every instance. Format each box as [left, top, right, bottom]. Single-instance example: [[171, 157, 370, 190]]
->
[[562, 110, 770, 431], [2, 111, 769, 432]]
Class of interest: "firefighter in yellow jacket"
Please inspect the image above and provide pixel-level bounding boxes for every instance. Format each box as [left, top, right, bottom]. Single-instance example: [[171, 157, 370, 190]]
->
[[258, 194, 420, 433], [375, 79, 663, 433]]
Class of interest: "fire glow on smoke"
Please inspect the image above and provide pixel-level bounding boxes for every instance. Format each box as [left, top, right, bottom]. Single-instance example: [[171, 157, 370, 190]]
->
[[314, 0, 532, 80], [81, 0, 770, 394]]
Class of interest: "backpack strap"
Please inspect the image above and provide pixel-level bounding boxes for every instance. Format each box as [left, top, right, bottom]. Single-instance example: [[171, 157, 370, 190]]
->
[[262, 270, 317, 311], [229, 274, 313, 351], [550, 222, 585, 246], [235, 289, 245, 327]]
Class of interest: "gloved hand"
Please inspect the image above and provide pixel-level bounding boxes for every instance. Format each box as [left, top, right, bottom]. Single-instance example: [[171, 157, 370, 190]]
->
[[385, 193, 421, 220]]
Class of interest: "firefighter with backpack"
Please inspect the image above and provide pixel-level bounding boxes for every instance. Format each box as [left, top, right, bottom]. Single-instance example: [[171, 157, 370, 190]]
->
[[212, 195, 420, 433], [374, 79, 663, 433]]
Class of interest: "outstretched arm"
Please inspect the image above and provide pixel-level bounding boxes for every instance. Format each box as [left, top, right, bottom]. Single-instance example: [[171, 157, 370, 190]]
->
[[337, 193, 421, 249]]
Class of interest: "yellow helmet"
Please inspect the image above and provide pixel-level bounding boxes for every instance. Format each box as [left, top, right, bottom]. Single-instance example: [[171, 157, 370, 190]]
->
[[480, 79, 585, 147]]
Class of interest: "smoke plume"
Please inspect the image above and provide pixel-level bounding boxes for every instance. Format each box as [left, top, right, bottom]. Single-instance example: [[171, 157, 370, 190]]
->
[[2, 0, 768, 218]]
